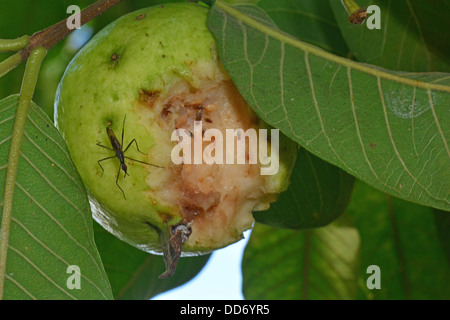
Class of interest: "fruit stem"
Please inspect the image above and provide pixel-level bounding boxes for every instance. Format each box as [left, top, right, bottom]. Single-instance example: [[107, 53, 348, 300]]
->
[[340, 0, 361, 14], [0, 47, 47, 300], [340, 0, 367, 24], [0, 36, 30, 52]]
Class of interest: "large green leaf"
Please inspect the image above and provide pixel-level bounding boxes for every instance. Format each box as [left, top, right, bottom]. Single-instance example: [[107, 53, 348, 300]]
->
[[0, 95, 112, 299], [244, 180, 450, 300], [347, 181, 450, 300], [93, 221, 210, 300], [330, 0, 450, 72], [244, 0, 350, 56], [242, 217, 361, 299], [254, 147, 354, 229], [223, 1, 355, 229], [207, 0, 450, 211], [230, 1, 355, 229]]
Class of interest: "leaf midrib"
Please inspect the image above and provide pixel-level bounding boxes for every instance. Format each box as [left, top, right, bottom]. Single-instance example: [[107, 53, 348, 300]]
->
[[215, 0, 450, 92]]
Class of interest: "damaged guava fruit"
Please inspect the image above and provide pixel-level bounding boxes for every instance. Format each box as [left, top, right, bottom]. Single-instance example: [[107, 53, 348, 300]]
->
[[55, 2, 297, 278]]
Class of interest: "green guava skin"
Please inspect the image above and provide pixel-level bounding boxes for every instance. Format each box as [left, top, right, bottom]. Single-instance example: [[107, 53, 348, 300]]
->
[[55, 3, 296, 255]]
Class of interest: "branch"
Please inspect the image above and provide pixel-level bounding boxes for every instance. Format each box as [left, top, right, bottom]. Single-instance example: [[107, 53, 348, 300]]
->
[[1, 0, 123, 77]]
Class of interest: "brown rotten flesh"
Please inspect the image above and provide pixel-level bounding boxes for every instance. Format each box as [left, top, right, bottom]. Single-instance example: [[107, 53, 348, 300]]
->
[[139, 79, 282, 270], [54, 3, 296, 278]]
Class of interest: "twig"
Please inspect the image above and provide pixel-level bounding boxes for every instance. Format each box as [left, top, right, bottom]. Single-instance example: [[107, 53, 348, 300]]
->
[[0, 0, 123, 78]]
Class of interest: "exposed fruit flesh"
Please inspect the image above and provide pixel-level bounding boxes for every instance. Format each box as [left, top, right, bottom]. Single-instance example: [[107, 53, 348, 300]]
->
[[139, 78, 273, 251]]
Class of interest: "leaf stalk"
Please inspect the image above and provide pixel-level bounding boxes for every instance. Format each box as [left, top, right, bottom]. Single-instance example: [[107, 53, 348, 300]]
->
[[0, 47, 47, 299], [0, 0, 123, 299], [0, 52, 23, 79], [0, 36, 30, 52]]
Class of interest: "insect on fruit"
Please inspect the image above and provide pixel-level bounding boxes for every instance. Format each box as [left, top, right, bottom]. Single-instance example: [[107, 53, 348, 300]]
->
[[96, 114, 161, 199], [55, 3, 297, 269]]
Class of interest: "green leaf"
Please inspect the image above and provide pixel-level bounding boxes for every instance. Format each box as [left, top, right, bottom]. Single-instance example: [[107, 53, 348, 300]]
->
[[93, 221, 210, 300], [330, 0, 450, 72], [254, 147, 354, 229], [249, 0, 350, 56], [347, 181, 450, 300], [207, 1, 450, 211], [228, 0, 354, 229], [242, 217, 361, 299], [0, 95, 112, 299]]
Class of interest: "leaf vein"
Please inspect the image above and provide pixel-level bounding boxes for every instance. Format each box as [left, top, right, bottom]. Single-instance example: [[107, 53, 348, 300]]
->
[[347, 67, 380, 181], [8, 245, 77, 299], [377, 78, 446, 204], [5, 274, 37, 300], [11, 217, 109, 299], [19, 150, 86, 219], [23, 131, 85, 193], [27, 107, 72, 162], [427, 89, 450, 158], [14, 182, 105, 278], [305, 51, 346, 168]]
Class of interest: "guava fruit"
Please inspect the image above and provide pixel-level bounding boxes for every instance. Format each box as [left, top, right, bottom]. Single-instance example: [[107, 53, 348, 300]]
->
[[55, 2, 297, 277]]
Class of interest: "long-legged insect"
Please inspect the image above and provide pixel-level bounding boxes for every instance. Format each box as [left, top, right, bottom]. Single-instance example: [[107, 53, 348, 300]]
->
[[96, 114, 161, 199]]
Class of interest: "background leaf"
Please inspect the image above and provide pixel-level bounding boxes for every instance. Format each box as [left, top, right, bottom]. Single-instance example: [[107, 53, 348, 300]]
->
[[347, 181, 450, 300], [0, 95, 112, 299], [225, 0, 355, 229], [244, 180, 450, 300], [251, 0, 350, 57], [207, 1, 450, 211], [254, 147, 354, 229], [434, 209, 450, 264], [93, 222, 210, 300], [242, 216, 361, 299], [329, 0, 450, 72]]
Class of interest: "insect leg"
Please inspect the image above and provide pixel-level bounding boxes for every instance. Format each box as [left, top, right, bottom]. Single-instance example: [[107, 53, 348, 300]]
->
[[121, 114, 126, 147], [116, 163, 126, 200], [96, 141, 114, 151], [97, 155, 116, 176], [124, 156, 163, 168], [124, 138, 146, 154]]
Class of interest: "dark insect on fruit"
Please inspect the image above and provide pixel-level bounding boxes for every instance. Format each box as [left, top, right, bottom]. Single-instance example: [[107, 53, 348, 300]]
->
[[96, 114, 161, 199]]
